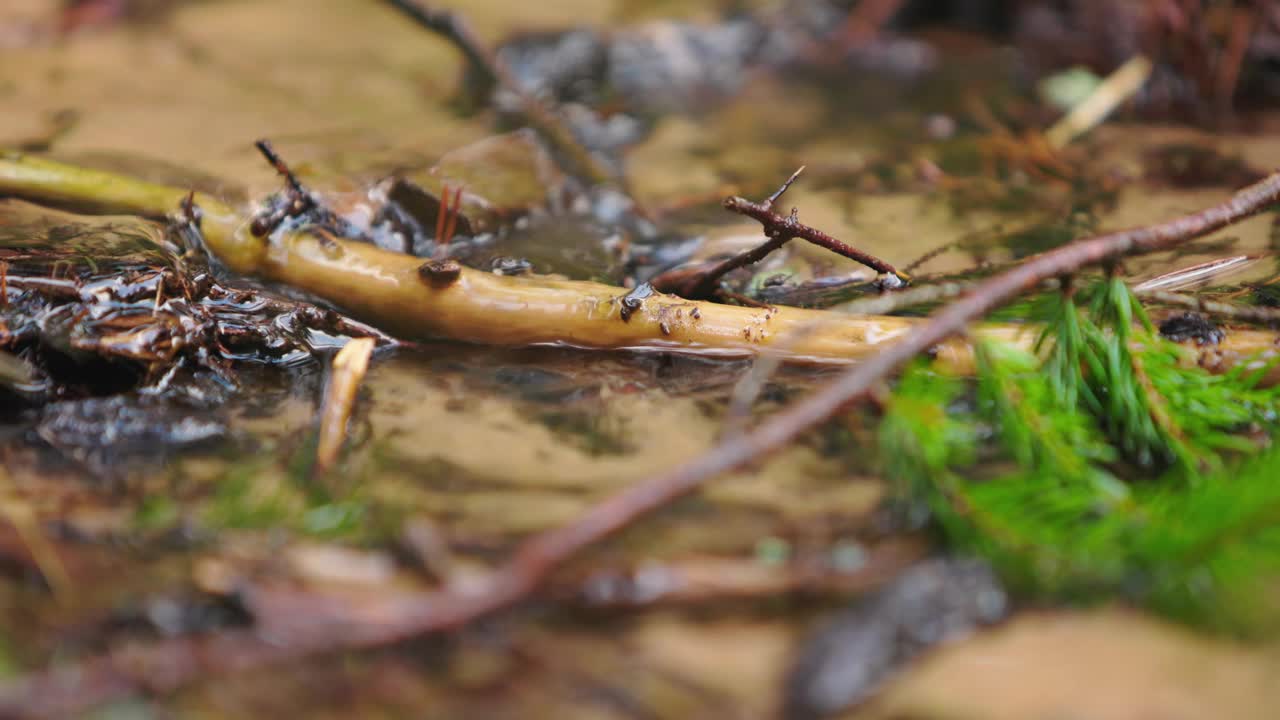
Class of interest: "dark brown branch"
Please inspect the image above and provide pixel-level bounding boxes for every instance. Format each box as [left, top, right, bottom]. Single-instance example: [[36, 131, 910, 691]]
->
[[249, 139, 321, 237], [654, 168, 906, 300], [5, 171, 1280, 719], [381, 0, 618, 187], [254, 139, 307, 199], [381, 0, 498, 91]]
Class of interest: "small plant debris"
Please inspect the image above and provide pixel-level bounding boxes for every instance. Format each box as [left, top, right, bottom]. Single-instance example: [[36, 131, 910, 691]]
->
[[417, 258, 463, 288], [617, 281, 655, 322]]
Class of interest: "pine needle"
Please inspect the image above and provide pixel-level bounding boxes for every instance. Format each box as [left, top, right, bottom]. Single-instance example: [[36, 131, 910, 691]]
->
[[881, 280, 1280, 631]]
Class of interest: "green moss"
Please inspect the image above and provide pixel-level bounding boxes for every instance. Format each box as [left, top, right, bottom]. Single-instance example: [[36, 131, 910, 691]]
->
[[0, 635, 14, 679], [204, 460, 295, 531], [200, 446, 383, 543], [301, 501, 368, 538], [132, 495, 180, 533]]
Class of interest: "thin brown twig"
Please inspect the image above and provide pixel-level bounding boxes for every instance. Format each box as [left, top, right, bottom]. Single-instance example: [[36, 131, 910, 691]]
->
[[902, 240, 959, 275], [4, 171, 1280, 719], [432, 182, 464, 259], [833, 279, 977, 316], [715, 289, 774, 309], [381, 0, 618, 186], [443, 186, 463, 246], [433, 183, 450, 248], [254, 139, 307, 199]]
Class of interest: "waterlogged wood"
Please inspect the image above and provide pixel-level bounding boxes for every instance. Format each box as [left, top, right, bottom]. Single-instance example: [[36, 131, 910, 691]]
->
[[263, 232, 1015, 367], [3, 153, 1276, 376]]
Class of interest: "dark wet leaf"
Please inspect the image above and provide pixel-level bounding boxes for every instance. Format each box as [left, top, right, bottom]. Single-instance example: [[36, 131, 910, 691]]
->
[[0, 200, 387, 403]]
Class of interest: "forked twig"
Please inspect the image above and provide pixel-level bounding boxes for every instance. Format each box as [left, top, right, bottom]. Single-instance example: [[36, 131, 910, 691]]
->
[[654, 168, 907, 300]]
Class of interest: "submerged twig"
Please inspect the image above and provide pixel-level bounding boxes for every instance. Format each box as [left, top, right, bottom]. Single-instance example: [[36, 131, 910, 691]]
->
[[833, 280, 976, 316], [722, 353, 788, 439], [381, 0, 618, 186], [1140, 289, 1280, 325]]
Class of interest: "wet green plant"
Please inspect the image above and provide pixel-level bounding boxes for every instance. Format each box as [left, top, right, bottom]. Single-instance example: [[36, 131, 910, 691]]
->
[[0, 637, 14, 680], [881, 277, 1280, 632], [201, 444, 379, 542]]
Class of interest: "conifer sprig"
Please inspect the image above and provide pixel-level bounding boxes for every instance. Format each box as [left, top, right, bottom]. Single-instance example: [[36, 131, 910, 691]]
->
[[883, 280, 1280, 630]]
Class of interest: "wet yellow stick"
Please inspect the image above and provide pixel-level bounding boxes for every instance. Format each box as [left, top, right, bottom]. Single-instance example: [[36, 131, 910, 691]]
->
[[0, 151, 1275, 375]]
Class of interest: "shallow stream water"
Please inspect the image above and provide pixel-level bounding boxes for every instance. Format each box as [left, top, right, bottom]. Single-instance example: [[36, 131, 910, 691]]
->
[[4, 1, 1280, 718]]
